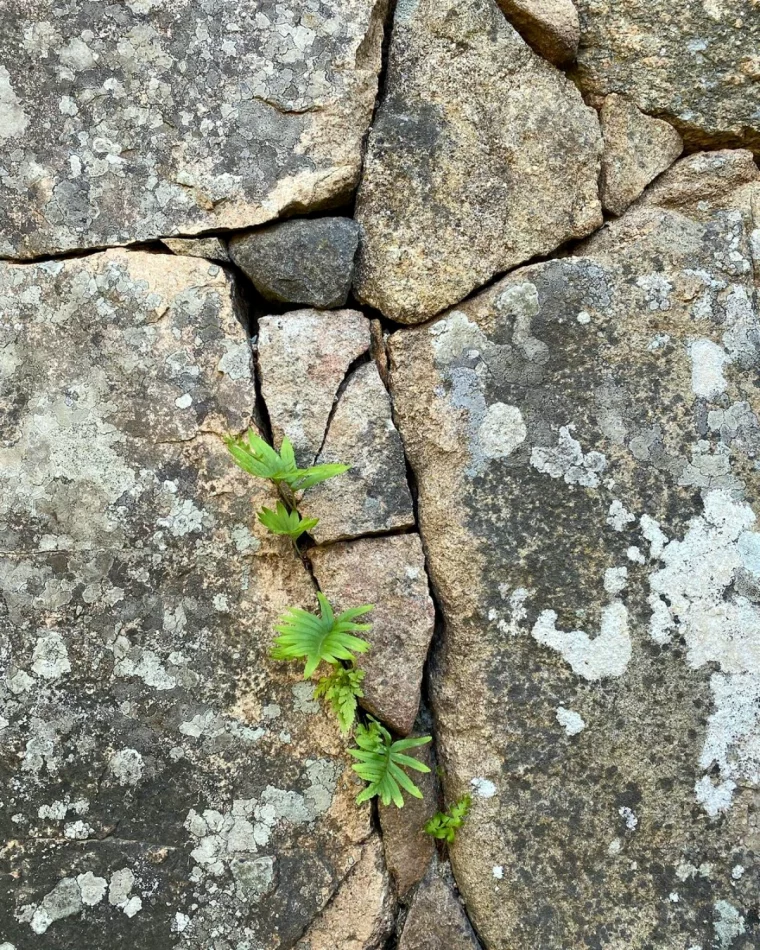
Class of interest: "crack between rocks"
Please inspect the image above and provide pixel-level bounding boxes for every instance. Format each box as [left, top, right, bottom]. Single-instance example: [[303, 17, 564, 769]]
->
[[313, 349, 373, 465]]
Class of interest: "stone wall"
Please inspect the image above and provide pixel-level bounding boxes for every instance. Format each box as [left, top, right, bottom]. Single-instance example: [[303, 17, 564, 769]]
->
[[0, 2, 758, 949]]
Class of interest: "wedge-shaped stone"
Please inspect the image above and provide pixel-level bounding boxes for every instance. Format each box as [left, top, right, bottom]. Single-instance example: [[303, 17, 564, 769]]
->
[[389, 154, 760, 948], [399, 866, 480, 950], [302, 362, 415, 544], [257, 309, 370, 466], [0, 0, 387, 259], [599, 94, 683, 216], [495, 0, 580, 66], [354, 0, 602, 324], [310, 535, 435, 736], [574, 0, 760, 151], [0, 251, 370, 948]]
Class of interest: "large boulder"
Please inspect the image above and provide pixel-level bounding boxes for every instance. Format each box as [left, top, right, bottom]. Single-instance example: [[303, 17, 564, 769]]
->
[[574, 0, 760, 151], [353, 0, 602, 324], [0, 251, 375, 948], [0, 0, 387, 258], [388, 153, 760, 948]]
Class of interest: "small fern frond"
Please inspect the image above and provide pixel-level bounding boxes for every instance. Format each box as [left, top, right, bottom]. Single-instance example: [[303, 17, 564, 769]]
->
[[314, 665, 365, 734], [226, 430, 349, 491], [349, 719, 431, 808], [271, 592, 372, 678], [257, 501, 319, 540], [423, 794, 472, 843]]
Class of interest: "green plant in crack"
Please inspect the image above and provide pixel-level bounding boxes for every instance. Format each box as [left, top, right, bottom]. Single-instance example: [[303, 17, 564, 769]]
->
[[225, 428, 350, 548], [271, 592, 372, 678], [226, 429, 349, 491], [314, 664, 366, 735], [424, 794, 472, 843], [257, 501, 318, 543], [349, 718, 431, 807]]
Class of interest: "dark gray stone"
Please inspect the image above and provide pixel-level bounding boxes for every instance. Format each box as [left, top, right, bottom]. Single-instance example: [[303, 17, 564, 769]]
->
[[398, 865, 481, 950], [229, 217, 361, 308]]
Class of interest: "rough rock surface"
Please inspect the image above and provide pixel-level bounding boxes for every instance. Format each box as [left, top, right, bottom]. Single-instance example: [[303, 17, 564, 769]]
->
[[495, 0, 580, 66], [257, 309, 370, 466], [574, 0, 760, 151], [389, 153, 760, 948], [398, 866, 481, 950], [0, 0, 387, 259], [309, 535, 436, 736], [600, 94, 683, 216], [296, 837, 396, 950], [302, 362, 415, 544], [0, 251, 374, 948], [229, 217, 361, 309], [378, 742, 438, 898], [353, 0, 602, 324], [161, 237, 230, 262]]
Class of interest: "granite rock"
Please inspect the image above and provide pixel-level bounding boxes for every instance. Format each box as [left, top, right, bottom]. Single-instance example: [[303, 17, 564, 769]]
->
[[257, 309, 370, 466], [0, 250, 373, 948], [398, 866, 481, 950], [378, 741, 438, 898], [302, 362, 415, 544], [309, 535, 436, 736], [229, 217, 361, 309], [353, 0, 602, 324], [0, 0, 387, 258], [388, 153, 760, 948], [574, 0, 760, 151], [599, 94, 683, 216], [495, 0, 580, 66], [296, 837, 396, 950]]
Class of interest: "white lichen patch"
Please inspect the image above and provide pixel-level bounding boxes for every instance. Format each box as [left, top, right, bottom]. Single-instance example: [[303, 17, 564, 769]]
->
[[108, 748, 144, 786], [532, 601, 631, 681], [607, 500, 636, 531], [556, 706, 586, 736], [647, 490, 760, 814], [478, 403, 527, 459], [25, 878, 83, 934], [0, 64, 30, 141], [470, 777, 497, 798], [530, 426, 607, 488], [77, 872, 107, 907], [31, 631, 71, 679], [689, 338, 730, 399], [603, 567, 628, 595], [714, 900, 746, 948]]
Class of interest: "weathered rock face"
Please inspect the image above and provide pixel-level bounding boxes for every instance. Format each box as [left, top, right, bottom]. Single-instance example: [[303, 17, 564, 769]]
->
[[574, 0, 760, 151], [0, 251, 375, 948], [229, 218, 361, 309], [302, 362, 415, 544], [389, 153, 760, 948], [310, 535, 435, 736], [0, 0, 387, 259], [257, 309, 370, 466], [495, 0, 580, 66], [353, 0, 602, 324], [599, 94, 683, 216]]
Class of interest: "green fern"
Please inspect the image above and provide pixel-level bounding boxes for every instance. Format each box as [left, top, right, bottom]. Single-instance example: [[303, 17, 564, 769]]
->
[[349, 719, 431, 807], [226, 429, 349, 491], [423, 794, 471, 843], [257, 501, 318, 541], [314, 665, 365, 734], [271, 592, 372, 678]]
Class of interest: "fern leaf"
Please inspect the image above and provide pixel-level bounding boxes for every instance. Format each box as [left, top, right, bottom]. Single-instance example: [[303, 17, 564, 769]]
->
[[225, 430, 298, 483], [257, 501, 319, 540], [272, 592, 372, 678], [424, 794, 472, 843], [349, 719, 431, 808], [314, 666, 365, 734], [287, 463, 351, 491]]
